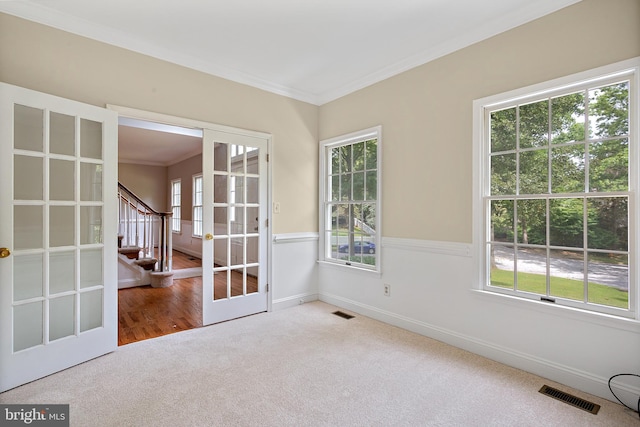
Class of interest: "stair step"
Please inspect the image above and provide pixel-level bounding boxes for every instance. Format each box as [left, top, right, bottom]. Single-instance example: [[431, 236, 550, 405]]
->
[[134, 258, 158, 271], [119, 246, 141, 260]]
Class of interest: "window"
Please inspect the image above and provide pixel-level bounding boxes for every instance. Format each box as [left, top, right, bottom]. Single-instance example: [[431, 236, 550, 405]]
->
[[193, 175, 203, 237], [474, 59, 638, 318], [170, 179, 181, 233], [320, 126, 381, 271], [229, 176, 236, 223]]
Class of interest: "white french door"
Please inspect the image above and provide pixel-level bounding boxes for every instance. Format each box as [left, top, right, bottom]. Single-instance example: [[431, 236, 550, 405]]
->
[[0, 83, 118, 392], [202, 129, 269, 325]]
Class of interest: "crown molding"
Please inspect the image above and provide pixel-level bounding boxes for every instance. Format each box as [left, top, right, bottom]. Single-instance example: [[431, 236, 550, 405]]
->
[[1, 0, 581, 106], [317, 0, 582, 104], [0, 1, 321, 104]]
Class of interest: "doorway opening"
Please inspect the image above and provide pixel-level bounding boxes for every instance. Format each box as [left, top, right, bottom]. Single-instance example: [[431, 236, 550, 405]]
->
[[117, 117, 204, 345]]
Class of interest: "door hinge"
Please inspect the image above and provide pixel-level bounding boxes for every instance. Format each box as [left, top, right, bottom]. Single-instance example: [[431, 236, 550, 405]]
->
[[265, 218, 269, 227], [265, 283, 269, 292], [266, 153, 270, 162]]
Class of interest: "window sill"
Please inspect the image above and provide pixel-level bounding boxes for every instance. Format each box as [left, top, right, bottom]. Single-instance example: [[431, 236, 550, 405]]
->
[[471, 289, 640, 333], [317, 260, 381, 277]]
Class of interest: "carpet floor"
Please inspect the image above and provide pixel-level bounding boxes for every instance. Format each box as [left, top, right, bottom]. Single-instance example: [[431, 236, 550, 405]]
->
[[0, 301, 637, 426]]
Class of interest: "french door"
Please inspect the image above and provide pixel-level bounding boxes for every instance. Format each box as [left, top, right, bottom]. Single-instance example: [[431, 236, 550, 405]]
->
[[202, 129, 269, 325], [0, 83, 118, 392]]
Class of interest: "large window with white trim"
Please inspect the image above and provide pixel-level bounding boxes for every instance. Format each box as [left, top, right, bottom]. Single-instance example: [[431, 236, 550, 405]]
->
[[193, 174, 203, 237], [320, 126, 381, 271], [474, 59, 638, 318], [170, 179, 181, 233]]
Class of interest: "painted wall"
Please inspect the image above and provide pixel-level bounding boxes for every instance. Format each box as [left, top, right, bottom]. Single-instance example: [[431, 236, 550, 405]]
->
[[118, 163, 168, 212], [318, 0, 640, 403], [0, 13, 318, 235], [319, 0, 640, 243], [2, 0, 639, 405], [0, 12, 321, 353]]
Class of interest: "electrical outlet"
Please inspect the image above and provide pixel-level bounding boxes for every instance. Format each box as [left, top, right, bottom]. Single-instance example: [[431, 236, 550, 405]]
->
[[273, 202, 281, 214], [384, 284, 391, 296]]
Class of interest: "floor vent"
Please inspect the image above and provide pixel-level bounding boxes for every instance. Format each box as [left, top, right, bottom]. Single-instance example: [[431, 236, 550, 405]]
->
[[332, 311, 354, 320], [539, 385, 600, 415]]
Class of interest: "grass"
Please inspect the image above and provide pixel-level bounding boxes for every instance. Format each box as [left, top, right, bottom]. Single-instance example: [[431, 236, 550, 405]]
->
[[490, 268, 628, 309]]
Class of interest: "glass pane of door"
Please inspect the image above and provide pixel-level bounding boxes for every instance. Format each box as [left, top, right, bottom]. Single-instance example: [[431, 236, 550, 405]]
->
[[212, 142, 261, 300], [202, 129, 267, 326], [0, 82, 117, 393], [11, 107, 105, 352]]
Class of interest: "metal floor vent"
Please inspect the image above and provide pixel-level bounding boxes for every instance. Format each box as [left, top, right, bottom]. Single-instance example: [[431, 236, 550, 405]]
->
[[539, 385, 600, 415], [332, 311, 354, 319]]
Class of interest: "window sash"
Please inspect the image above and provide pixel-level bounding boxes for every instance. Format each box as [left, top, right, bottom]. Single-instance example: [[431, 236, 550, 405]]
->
[[192, 175, 203, 237], [171, 179, 181, 233], [320, 126, 381, 271], [476, 62, 637, 319]]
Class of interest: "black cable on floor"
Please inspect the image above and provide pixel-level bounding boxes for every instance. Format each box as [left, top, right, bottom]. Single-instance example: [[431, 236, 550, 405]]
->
[[608, 373, 640, 418]]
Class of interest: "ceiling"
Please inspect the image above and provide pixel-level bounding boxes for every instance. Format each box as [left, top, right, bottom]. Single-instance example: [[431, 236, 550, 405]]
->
[[2, 0, 581, 165], [1, 0, 581, 105], [118, 118, 202, 166]]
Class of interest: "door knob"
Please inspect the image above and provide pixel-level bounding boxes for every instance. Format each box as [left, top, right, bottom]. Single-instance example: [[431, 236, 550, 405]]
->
[[205, 233, 213, 240], [0, 248, 10, 258]]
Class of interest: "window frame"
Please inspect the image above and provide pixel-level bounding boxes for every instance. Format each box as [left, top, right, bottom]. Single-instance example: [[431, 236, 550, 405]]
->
[[170, 178, 181, 234], [473, 57, 640, 320], [319, 126, 382, 273], [192, 174, 203, 238]]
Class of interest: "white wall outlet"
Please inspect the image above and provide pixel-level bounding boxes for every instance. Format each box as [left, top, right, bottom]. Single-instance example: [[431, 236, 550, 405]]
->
[[273, 202, 281, 214], [384, 284, 391, 296]]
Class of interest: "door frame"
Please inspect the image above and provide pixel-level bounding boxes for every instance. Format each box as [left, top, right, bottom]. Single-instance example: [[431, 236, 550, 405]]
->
[[108, 105, 273, 314]]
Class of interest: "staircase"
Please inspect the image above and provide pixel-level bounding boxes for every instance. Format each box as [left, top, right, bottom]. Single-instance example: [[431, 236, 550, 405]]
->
[[118, 182, 174, 288]]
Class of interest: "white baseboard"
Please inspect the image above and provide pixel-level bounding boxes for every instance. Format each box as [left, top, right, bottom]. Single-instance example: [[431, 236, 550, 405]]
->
[[318, 292, 639, 403], [172, 267, 202, 279], [272, 293, 319, 311], [118, 277, 148, 289], [172, 245, 202, 260]]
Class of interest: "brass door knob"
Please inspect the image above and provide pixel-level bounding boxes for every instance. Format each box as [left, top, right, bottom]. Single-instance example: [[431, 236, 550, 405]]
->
[[0, 248, 10, 258], [205, 233, 213, 240]]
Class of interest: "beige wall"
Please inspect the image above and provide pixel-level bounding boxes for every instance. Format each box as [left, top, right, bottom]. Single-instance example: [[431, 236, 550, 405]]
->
[[0, 13, 318, 235], [2, 0, 638, 241], [167, 154, 202, 221], [319, 0, 640, 243], [118, 163, 168, 212]]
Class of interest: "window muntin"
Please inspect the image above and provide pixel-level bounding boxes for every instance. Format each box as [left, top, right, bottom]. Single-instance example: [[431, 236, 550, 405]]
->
[[193, 175, 203, 237], [320, 127, 381, 271], [483, 70, 635, 317], [170, 179, 181, 233]]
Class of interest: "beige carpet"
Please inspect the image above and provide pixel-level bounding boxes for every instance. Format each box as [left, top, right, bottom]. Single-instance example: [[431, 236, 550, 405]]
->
[[0, 301, 637, 426]]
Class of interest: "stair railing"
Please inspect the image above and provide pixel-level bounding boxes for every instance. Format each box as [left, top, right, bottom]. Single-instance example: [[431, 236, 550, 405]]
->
[[118, 182, 173, 272]]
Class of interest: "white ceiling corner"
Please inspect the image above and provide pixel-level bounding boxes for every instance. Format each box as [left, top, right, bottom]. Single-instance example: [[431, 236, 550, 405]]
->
[[1, 0, 582, 106]]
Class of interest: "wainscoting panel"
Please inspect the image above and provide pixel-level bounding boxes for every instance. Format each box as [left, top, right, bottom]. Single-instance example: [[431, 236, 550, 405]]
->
[[271, 233, 319, 311]]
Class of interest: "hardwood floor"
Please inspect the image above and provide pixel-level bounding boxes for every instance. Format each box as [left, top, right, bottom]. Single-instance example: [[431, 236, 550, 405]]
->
[[118, 276, 203, 346], [154, 249, 202, 269], [118, 250, 259, 345], [118, 250, 203, 346]]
